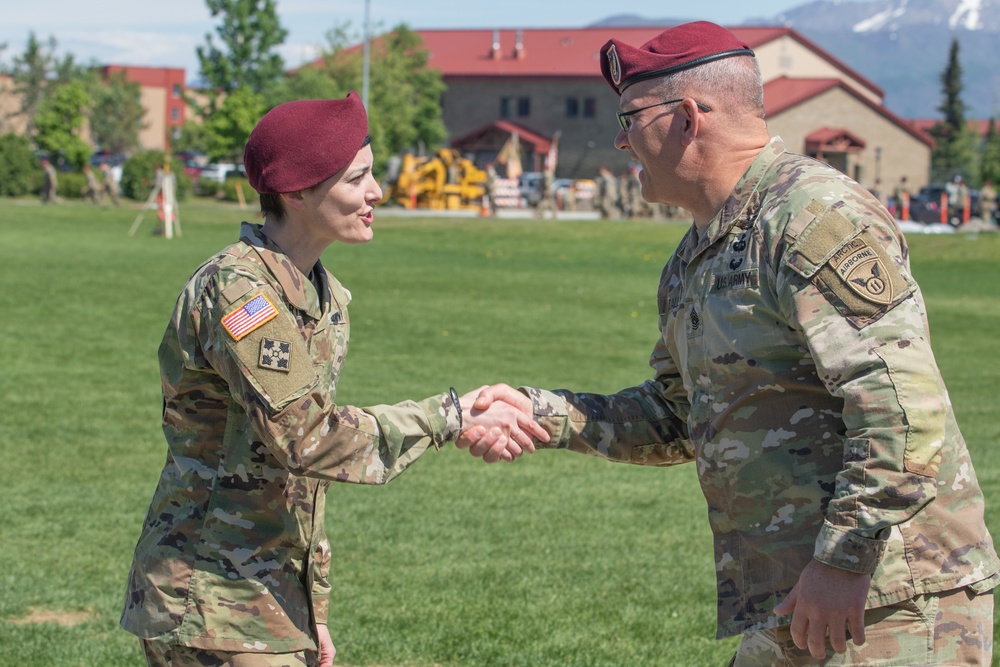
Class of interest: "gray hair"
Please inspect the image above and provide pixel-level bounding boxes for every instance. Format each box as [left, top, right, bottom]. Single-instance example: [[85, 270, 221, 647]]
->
[[649, 56, 765, 119]]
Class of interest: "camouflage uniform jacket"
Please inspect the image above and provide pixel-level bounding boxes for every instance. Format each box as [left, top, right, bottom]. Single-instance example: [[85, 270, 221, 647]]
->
[[524, 137, 999, 638], [121, 222, 461, 652]]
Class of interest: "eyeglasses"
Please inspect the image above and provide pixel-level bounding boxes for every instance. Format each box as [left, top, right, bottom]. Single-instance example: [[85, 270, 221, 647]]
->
[[616, 98, 712, 132]]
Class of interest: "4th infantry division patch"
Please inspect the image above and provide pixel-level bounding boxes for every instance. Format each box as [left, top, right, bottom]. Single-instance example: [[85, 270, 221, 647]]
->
[[222, 293, 278, 340], [259, 337, 292, 372]]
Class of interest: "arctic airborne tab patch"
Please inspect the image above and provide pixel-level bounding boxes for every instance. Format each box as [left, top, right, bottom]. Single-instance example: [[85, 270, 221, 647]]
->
[[830, 237, 895, 305], [259, 337, 292, 372], [221, 293, 278, 341]]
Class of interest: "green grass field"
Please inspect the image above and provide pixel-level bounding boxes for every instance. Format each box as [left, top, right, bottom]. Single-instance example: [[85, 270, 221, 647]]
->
[[1, 198, 998, 666]]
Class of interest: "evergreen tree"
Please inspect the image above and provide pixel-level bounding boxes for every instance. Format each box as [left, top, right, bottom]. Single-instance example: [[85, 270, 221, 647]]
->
[[929, 38, 977, 183], [7, 33, 83, 136]]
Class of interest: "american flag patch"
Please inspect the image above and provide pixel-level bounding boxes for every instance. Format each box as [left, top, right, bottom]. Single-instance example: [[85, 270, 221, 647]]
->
[[222, 294, 278, 341]]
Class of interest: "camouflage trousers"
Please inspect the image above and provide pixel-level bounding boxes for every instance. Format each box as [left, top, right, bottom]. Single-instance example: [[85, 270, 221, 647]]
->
[[731, 586, 993, 666], [140, 639, 316, 667]]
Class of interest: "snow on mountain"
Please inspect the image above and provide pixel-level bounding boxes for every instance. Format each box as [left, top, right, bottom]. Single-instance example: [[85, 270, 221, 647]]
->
[[950, 0, 983, 29], [853, 0, 910, 31]]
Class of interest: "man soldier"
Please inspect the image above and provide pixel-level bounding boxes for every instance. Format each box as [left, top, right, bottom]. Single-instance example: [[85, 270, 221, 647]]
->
[[468, 21, 998, 666]]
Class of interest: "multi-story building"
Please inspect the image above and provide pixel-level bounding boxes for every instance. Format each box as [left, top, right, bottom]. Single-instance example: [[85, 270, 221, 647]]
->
[[405, 26, 932, 190], [101, 65, 187, 151]]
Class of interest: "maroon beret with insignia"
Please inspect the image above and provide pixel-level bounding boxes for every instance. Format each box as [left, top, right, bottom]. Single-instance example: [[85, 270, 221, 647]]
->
[[244, 91, 370, 194], [600, 21, 754, 96]]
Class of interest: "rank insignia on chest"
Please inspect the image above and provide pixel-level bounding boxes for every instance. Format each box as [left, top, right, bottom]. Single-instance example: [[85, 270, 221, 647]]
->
[[259, 337, 292, 372], [222, 293, 278, 340]]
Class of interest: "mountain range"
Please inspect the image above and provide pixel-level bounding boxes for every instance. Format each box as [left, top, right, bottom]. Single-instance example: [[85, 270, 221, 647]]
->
[[593, 0, 1000, 120]]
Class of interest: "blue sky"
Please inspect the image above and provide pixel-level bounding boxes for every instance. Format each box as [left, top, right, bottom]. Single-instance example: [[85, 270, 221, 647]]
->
[[1, 0, 869, 78]]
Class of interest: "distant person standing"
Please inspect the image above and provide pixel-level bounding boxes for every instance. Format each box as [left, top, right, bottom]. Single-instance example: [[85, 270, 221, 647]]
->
[[979, 178, 995, 224], [892, 176, 910, 221], [596, 166, 619, 218], [101, 162, 121, 206], [82, 164, 103, 205], [40, 158, 58, 203]]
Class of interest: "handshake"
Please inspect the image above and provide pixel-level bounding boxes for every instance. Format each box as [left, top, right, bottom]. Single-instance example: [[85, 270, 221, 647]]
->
[[454, 384, 550, 463]]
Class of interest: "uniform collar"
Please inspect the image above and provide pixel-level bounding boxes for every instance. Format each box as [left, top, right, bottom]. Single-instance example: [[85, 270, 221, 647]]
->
[[680, 136, 786, 261], [239, 222, 326, 320]]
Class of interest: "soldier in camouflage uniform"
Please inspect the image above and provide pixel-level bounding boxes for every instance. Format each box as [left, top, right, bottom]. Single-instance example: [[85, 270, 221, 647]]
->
[[467, 22, 998, 666], [120, 92, 547, 667]]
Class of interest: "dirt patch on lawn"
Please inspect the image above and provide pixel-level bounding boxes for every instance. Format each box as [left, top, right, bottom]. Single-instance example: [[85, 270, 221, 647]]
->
[[10, 607, 94, 627]]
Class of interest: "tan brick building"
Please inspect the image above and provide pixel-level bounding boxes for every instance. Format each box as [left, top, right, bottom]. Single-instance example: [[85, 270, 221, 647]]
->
[[0, 65, 188, 153], [406, 26, 932, 191]]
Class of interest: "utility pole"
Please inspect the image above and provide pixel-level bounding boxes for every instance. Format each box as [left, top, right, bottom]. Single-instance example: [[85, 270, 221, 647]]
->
[[362, 0, 371, 108]]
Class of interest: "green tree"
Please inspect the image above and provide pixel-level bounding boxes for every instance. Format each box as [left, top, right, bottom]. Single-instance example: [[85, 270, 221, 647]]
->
[[929, 38, 977, 183], [274, 23, 447, 175], [171, 121, 210, 156], [980, 118, 1000, 187], [89, 70, 146, 155], [0, 133, 41, 197], [203, 85, 264, 162], [33, 80, 91, 168], [7, 32, 85, 136], [196, 0, 288, 102]]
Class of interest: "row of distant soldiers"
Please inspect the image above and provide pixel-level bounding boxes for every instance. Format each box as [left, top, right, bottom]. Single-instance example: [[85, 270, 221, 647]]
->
[[40, 158, 120, 206], [595, 165, 681, 220]]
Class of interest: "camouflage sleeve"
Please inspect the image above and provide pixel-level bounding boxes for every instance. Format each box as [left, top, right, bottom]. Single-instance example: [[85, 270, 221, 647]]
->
[[778, 199, 945, 573], [195, 271, 461, 485]]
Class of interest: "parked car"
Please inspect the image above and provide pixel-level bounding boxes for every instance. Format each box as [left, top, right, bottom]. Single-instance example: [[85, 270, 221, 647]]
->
[[908, 184, 987, 226], [198, 162, 240, 183]]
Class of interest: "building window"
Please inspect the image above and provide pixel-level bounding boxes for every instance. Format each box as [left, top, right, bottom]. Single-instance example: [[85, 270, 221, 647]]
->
[[500, 97, 512, 118], [517, 96, 530, 117], [566, 97, 579, 118], [583, 97, 596, 118], [170, 108, 180, 121], [172, 84, 182, 98]]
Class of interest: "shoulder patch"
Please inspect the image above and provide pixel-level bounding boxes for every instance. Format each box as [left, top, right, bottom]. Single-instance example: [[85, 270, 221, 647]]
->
[[222, 293, 278, 341], [786, 202, 911, 327], [828, 236, 899, 306], [259, 337, 292, 373]]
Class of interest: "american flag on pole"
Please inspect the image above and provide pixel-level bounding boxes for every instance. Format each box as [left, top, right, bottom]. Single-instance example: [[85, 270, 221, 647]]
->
[[222, 294, 279, 341]]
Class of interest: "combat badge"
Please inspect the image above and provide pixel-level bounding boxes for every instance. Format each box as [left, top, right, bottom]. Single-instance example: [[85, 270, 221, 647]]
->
[[259, 337, 292, 372]]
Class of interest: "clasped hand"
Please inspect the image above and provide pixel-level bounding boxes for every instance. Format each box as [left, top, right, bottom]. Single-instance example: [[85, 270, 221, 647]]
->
[[455, 384, 549, 463]]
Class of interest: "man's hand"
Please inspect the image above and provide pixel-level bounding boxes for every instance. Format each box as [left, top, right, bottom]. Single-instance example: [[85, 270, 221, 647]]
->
[[773, 559, 871, 659], [316, 623, 336, 666], [455, 384, 549, 463]]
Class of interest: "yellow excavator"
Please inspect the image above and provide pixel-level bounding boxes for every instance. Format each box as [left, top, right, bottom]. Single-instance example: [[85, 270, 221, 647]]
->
[[382, 149, 487, 210]]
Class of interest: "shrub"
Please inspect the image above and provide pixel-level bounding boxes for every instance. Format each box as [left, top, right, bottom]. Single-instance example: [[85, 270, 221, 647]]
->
[[0, 134, 42, 197], [55, 172, 88, 200], [222, 177, 259, 209], [120, 151, 192, 202]]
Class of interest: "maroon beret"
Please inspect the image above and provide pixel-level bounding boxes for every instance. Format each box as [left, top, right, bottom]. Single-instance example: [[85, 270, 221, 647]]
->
[[244, 91, 369, 194], [600, 21, 754, 96]]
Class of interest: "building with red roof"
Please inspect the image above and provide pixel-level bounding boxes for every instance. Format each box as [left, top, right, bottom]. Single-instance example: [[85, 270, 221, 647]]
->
[[387, 25, 932, 190]]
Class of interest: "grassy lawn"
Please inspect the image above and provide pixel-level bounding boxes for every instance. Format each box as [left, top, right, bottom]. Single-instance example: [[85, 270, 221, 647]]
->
[[0, 197, 998, 666]]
